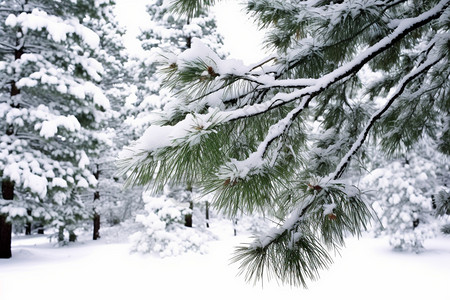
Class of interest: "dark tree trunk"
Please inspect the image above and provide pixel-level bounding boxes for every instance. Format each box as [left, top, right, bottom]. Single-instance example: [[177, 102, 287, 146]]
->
[[181, 20, 194, 228], [0, 216, 12, 259], [184, 201, 193, 228], [185, 18, 192, 50], [3, 79, 19, 251], [184, 184, 193, 228], [58, 226, 65, 243], [25, 223, 31, 235], [25, 209, 32, 235], [10, 81, 20, 97], [93, 211, 100, 240], [205, 201, 210, 228], [0, 180, 14, 258], [37, 227, 44, 235], [69, 231, 77, 242], [0, 29, 25, 258], [93, 165, 101, 240], [186, 35, 192, 49]]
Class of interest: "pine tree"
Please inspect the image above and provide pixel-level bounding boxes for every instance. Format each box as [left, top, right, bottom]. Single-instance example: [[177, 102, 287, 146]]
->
[[81, 1, 137, 240], [121, 0, 225, 233], [361, 142, 448, 252], [125, 0, 225, 139], [129, 189, 212, 257], [0, 0, 112, 254], [120, 0, 450, 286]]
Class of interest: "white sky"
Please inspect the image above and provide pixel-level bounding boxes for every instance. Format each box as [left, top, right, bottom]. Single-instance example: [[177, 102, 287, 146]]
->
[[114, 0, 267, 64]]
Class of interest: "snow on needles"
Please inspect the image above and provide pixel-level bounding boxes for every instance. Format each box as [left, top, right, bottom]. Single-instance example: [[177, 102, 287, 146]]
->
[[5, 8, 100, 48], [39, 115, 81, 139], [126, 108, 219, 154], [177, 38, 247, 76]]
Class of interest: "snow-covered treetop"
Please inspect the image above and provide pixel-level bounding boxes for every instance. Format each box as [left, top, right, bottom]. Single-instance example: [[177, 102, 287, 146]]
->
[[5, 8, 99, 48]]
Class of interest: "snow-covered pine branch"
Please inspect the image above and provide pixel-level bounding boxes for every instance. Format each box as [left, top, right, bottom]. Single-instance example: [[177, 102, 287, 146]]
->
[[331, 50, 446, 180], [121, 0, 450, 286]]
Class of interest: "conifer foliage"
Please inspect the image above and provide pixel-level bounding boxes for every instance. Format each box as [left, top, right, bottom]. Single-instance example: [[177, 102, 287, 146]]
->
[[121, 0, 450, 286], [361, 143, 448, 252], [122, 0, 225, 254], [130, 190, 211, 257], [0, 0, 114, 254], [125, 0, 224, 139]]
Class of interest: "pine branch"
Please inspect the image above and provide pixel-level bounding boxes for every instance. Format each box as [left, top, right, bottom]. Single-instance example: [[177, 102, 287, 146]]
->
[[0, 42, 17, 51], [331, 52, 444, 180], [122, 0, 448, 192], [215, 95, 313, 181], [221, 0, 448, 122], [233, 181, 372, 287], [122, 0, 450, 289], [169, 0, 216, 18], [205, 1, 448, 183], [248, 56, 277, 72]]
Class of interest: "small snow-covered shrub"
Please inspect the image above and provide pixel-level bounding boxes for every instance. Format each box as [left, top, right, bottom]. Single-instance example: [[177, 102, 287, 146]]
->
[[361, 152, 445, 252], [441, 224, 450, 235], [130, 191, 212, 257], [434, 190, 450, 217], [433, 190, 450, 236]]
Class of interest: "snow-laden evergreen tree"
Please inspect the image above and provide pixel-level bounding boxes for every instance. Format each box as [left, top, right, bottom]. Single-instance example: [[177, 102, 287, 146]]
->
[[361, 142, 448, 252], [120, 0, 450, 286], [0, 0, 113, 255], [121, 0, 225, 241], [432, 160, 450, 234], [124, 0, 225, 139], [434, 190, 450, 216], [130, 189, 213, 257], [80, 2, 144, 240]]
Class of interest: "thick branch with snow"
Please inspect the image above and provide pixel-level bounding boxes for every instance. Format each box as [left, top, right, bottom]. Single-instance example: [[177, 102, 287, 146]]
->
[[121, 0, 450, 287]]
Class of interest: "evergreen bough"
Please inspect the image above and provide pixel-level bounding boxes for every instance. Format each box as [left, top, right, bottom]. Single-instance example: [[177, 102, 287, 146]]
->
[[120, 0, 450, 287]]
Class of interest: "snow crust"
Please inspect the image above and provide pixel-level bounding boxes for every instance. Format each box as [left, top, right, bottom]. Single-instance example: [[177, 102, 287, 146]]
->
[[1, 227, 449, 300]]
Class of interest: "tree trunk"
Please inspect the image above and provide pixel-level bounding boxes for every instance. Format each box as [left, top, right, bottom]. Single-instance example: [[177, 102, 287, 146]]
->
[[93, 211, 100, 240], [205, 201, 210, 228], [2, 78, 19, 255], [93, 165, 101, 240], [69, 231, 77, 242], [184, 201, 193, 228], [0, 29, 25, 258], [58, 226, 65, 243], [25, 223, 31, 235], [25, 209, 32, 235], [0, 180, 14, 258], [185, 18, 192, 50], [0, 215, 12, 259]]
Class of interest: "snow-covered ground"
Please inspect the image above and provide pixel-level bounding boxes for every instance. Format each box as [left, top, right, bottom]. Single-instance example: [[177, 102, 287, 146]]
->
[[1, 221, 449, 300]]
